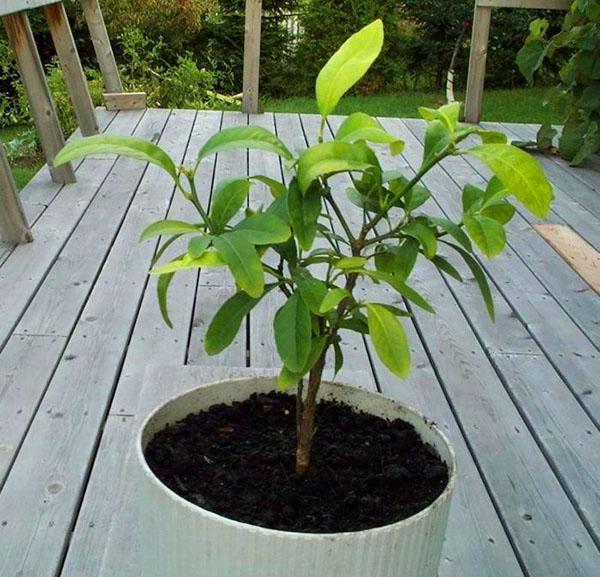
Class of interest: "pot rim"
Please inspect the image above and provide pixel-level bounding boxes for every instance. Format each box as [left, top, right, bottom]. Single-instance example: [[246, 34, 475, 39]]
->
[[136, 377, 457, 539]]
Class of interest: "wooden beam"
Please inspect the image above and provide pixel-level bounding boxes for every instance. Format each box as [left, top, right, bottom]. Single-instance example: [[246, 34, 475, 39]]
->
[[0, 143, 32, 244], [103, 92, 147, 111], [43, 3, 99, 137], [476, 0, 570, 9], [242, 0, 262, 114], [80, 0, 123, 93], [2, 11, 75, 184], [0, 0, 57, 17], [464, 5, 492, 124], [534, 224, 600, 295]]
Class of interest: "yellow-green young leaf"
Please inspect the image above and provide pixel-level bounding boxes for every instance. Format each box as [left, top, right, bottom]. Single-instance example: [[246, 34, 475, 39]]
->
[[54, 134, 178, 181], [319, 288, 350, 313], [466, 144, 553, 217], [464, 214, 506, 258], [366, 303, 410, 379], [157, 273, 175, 328], [274, 292, 312, 373], [418, 102, 462, 131], [213, 232, 265, 298], [233, 213, 291, 245], [139, 220, 201, 242], [422, 120, 453, 166], [297, 141, 376, 194], [205, 290, 264, 355], [209, 179, 251, 231], [316, 19, 384, 118], [150, 251, 225, 274], [249, 175, 286, 198], [335, 256, 367, 270], [187, 235, 212, 258], [335, 112, 404, 154], [197, 125, 292, 162]]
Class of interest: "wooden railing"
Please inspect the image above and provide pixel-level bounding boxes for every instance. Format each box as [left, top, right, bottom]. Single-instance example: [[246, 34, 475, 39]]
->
[[464, 0, 571, 123], [0, 0, 143, 246]]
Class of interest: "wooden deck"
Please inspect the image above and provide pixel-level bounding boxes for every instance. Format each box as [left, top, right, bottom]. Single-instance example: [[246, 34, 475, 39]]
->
[[0, 108, 599, 577]]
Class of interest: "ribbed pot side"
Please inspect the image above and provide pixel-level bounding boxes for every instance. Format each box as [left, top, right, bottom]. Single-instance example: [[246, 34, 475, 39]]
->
[[136, 377, 456, 577]]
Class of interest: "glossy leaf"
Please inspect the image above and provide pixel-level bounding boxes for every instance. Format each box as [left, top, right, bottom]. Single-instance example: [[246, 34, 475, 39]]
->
[[335, 256, 367, 270], [418, 102, 461, 131], [297, 141, 376, 194], [213, 232, 265, 298], [464, 214, 506, 258], [316, 20, 384, 117], [319, 288, 350, 313], [293, 268, 328, 314], [278, 336, 328, 390], [233, 213, 291, 245], [432, 255, 462, 282], [205, 290, 266, 355], [156, 273, 175, 328], [250, 175, 286, 198], [210, 179, 251, 231], [466, 144, 553, 217], [428, 217, 472, 251], [150, 251, 225, 274], [54, 134, 179, 181], [187, 235, 212, 258], [197, 125, 292, 162], [335, 112, 404, 154], [422, 120, 453, 166], [366, 303, 410, 379], [403, 222, 437, 259], [274, 292, 312, 372], [140, 220, 201, 242]]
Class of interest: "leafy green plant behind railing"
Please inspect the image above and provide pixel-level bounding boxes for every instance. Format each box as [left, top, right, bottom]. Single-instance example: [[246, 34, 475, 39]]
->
[[55, 20, 553, 477], [517, 0, 600, 165]]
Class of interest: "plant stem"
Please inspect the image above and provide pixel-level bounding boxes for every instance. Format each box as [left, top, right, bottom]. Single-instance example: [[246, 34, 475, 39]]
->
[[295, 350, 327, 476], [185, 174, 214, 233], [325, 192, 356, 245]]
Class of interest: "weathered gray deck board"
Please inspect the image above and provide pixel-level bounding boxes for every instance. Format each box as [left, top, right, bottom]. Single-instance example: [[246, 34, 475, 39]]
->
[[0, 110, 599, 577]]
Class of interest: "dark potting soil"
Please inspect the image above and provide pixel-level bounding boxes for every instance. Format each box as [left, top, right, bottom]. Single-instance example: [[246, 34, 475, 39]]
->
[[145, 392, 449, 533]]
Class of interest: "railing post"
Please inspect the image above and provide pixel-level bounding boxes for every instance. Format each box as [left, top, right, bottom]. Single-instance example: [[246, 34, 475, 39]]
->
[[0, 143, 32, 245], [80, 0, 123, 93], [2, 11, 76, 184], [243, 0, 262, 114], [44, 2, 99, 136], [464, 3, 492, 124]]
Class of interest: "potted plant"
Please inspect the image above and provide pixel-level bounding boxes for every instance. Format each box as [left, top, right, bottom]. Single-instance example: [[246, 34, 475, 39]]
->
[[55, 19, 553, 577]]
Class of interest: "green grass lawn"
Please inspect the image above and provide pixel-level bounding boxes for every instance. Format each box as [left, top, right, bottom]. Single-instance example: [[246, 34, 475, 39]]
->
[[1, 125, 42, 190], [265, 87, 561, 125]]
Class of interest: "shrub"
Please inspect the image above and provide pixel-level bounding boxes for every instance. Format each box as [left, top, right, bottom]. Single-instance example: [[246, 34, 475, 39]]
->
[[517, 0, 600, 165]]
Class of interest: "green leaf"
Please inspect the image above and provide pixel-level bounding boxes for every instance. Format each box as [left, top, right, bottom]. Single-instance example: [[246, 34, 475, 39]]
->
[[297, 141, 376, 194], [366, 303, 410, 379], [335, 112, 404, 154], [462, 184, 485, 213], [403, 222, 437, 259], [423, 120, 453, 166], [445, 242, 495, 320], [157, 273, 175, 328], [375, 272, 436, 314], [517, 19, 550, 84], [432, 255, 462, 281], [187, 235, 212, 258], [140, 219, 201, 242], [418, 102, 461, 131], [335, 256, 367, 270], [205, 290, 266, 355], [150, 251, 225, 274], [333, 341, 344, 376], [464, 214, 506, 258], [278, 335, 328, 390], [197, 125, 292, 162], [233, 213, 291, 245], [316, 19, 384, 117], [404, 185, 431, 212], [319, 288, 350, 313], [293, 268, 328, 314], [288, 179, 322, 250], [209, 179, 251, 231], [54, 134, 179, 181], [250, 175, 286, 198], [481, 203, 516, 225], [428, 217, 472, 251], [274, 292, 312, 373], [213, 232, 265, 298], [466, 144, 553, 217]]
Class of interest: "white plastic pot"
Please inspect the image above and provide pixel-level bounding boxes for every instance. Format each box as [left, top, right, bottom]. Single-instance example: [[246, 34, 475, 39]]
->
[[136, 377, 456, 577]]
